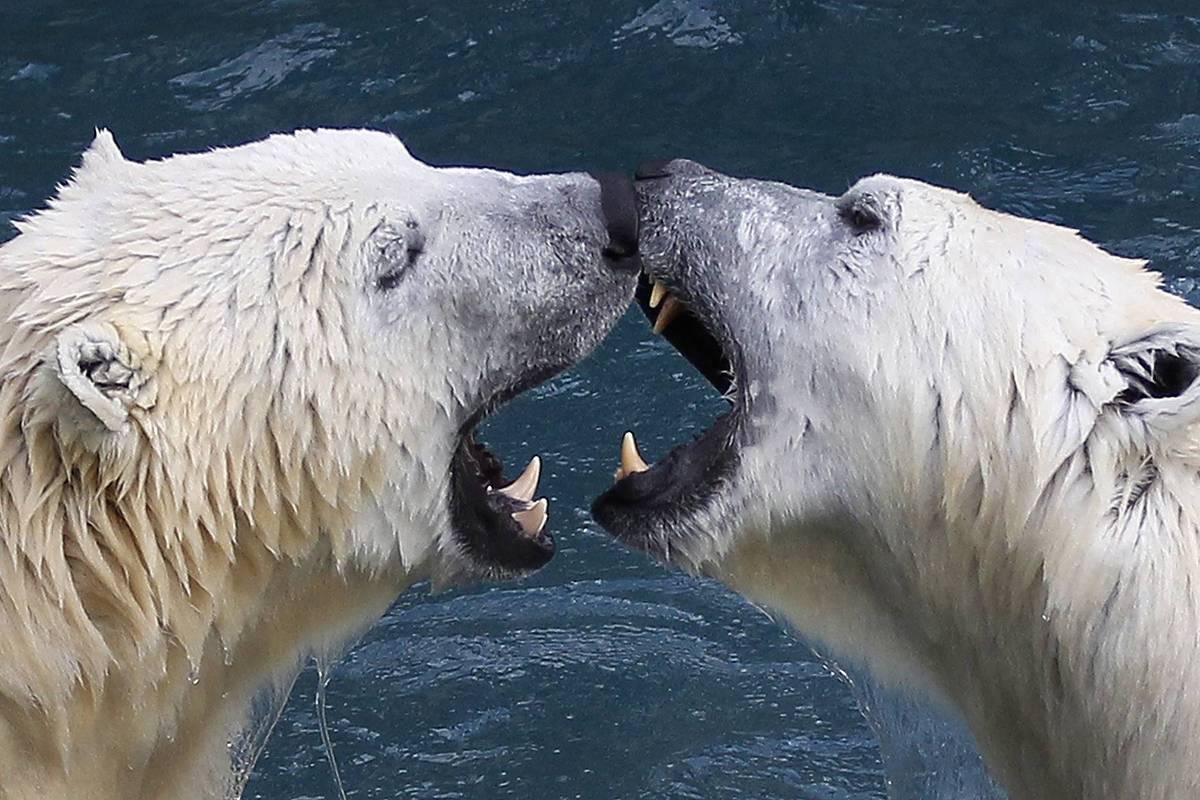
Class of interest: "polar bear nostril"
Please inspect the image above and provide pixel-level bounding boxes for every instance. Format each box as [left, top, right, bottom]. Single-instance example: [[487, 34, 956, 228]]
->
[[634, 159, 675, 181], [635, 158, 712, 181]]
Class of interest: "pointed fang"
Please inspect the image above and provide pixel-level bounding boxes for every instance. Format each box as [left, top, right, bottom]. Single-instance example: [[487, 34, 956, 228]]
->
[[498, 456, 541, 502], [649, 279, 669, 309], [619, 431, 651, 479], [653, 296, 685, 334], [511, 498, 549, 536]]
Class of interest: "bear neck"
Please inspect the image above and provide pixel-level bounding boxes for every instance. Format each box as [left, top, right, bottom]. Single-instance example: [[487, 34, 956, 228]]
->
[[899, 413, 1200, 798], [719, 414, 1200, 799], [0, 408, 421, 799]]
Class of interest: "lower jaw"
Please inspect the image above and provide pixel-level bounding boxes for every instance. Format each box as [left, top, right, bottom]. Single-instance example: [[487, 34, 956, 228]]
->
[[591, 411, 742, 561], [447, 438, 554, 577]]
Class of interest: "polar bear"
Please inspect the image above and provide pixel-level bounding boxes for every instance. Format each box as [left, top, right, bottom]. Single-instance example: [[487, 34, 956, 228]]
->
[[594, 159, 1200, 800], [0, 129, 638, 799]]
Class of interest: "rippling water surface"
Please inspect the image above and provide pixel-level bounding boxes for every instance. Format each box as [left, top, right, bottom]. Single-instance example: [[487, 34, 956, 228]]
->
[[2, 3, 1198, 798]]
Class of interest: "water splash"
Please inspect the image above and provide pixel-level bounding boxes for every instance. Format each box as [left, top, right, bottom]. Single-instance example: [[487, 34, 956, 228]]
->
[[616, 0, 743, 48], [168, 23, 339, 111]]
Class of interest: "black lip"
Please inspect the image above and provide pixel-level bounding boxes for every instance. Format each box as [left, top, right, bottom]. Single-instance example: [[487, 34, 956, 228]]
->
[[591, 411, 740, 553]]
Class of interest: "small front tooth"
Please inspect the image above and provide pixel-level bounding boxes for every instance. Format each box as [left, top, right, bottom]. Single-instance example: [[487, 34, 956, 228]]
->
[[511, 498, 548, 535], [649, 280, 669, 309], [653, 296, 684, 334], [498, 456, 541, 502], [620, 431, 650, 475]]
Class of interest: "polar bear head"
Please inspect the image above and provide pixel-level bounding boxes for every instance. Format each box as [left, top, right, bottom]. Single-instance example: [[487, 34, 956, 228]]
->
[[0, 130, 637, 677], [594, 160, 1200, 797]]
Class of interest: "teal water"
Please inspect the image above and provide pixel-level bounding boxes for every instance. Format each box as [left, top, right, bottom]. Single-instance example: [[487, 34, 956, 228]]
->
[[2, 3, 1198, 798]]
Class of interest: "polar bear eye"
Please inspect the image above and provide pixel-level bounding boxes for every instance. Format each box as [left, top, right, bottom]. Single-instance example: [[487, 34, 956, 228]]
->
[[372, 224, 425, 292], [836, 194, 884, 234], [374, 246, 422, 292]]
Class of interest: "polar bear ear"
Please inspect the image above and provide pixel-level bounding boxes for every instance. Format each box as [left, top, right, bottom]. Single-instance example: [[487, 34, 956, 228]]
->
[[1107, 324, 1200, 433], [53, 322, 155, 433]]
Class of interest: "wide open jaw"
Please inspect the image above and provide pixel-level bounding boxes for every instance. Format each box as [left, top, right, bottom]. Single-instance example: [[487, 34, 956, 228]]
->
[[591, 269, 748, 561], [449, 406, 554, 576], [442, 169, 644, 578]]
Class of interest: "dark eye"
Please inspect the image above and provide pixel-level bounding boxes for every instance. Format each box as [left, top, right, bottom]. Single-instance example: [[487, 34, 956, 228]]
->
[[836, 195, 884, 234], [375, 245, 422, 291], [373, 222, 425, 291]]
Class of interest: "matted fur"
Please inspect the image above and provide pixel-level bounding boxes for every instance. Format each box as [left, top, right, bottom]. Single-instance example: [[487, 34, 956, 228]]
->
[[627, 166, 1200, 799], [0, 130, 629, 799]]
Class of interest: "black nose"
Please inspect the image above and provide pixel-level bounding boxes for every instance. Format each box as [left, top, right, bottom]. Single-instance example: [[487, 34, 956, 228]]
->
[[634, 159, 675, 181], [591, 171, 639, 264]]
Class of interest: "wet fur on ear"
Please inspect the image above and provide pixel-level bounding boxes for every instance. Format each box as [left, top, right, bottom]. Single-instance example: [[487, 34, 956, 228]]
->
[[1107, 323, 1200, 434], [54, 322, 156, 433]]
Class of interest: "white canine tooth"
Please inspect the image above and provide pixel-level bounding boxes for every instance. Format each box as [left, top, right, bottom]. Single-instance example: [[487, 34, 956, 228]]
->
[[511, 498, 548, 535], [498, 455, 541, 502], [653, 295, 685, 335], [620, 431, 650, 476], [649, 279, 669, 309]]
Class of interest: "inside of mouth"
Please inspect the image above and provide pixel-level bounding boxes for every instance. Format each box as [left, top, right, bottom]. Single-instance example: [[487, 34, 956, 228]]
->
[[450, 426, 553, 572], [606, 271, 740, 496], [466, 435, 506, 487], [636, 272, 735, 397]]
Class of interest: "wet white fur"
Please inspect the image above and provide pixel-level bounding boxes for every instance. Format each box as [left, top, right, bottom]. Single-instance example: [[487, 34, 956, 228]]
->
[[698, 177, 1200, 799], [0, 130, 567, 799]]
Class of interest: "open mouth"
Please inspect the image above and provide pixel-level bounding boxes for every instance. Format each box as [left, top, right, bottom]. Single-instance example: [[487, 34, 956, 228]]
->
[[450, 408, 554, 576], [591, 269, 746, 555]]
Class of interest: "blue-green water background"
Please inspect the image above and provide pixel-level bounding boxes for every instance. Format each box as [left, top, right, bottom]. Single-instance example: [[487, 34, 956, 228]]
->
[[2, 3, 1198, 798]]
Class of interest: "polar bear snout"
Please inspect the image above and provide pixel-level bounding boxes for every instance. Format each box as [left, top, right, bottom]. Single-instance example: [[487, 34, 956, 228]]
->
[[592, 159, 758, 570]]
